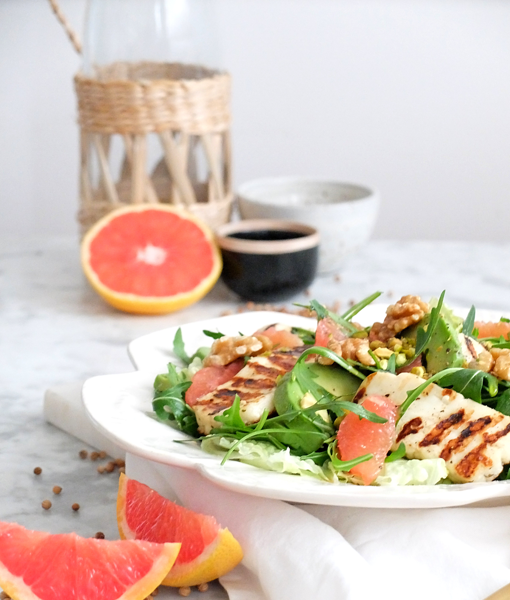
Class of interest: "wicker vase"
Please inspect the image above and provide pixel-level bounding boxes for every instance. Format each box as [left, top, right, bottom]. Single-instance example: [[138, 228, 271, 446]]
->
[[49, 0, 233, 235]]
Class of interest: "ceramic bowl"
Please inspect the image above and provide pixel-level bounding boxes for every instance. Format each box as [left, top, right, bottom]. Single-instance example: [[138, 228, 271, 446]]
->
[[215, 219, 319, 302], [237, 178, 380, 274]]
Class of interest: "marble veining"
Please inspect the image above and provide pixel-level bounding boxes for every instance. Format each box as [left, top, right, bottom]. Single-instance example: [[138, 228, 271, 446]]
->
[[2, 235, 510, 598]]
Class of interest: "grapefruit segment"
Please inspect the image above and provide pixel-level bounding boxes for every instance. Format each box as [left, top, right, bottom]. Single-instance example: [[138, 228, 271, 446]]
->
[[185, 359, 245, 406], [81, 205, 222, 315], [474, 321, 510, 340], [0, 520, 180, 600], [336, 395, 398, 485], [117, 474, 243, 587], [315, 317, 348, 348]]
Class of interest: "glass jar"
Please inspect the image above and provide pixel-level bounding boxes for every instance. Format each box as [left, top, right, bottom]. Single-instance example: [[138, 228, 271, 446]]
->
[[75, 0, 232, 234], [82, 0, 220, 75]]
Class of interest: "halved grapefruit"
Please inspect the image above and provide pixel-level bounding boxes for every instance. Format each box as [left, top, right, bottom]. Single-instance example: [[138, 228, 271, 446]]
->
[[0, 520, 180, 600], [81, 205, 222, 315], [117, 474, 243, 587]]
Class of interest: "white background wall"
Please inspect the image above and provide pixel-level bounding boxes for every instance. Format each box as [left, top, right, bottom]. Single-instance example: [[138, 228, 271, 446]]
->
[[1, 0, 510, 240]]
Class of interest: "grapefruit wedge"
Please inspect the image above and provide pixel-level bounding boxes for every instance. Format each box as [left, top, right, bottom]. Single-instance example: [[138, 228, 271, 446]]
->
[[81, 205, 222, 315], [117, 474, 243, 587], [0, 520, 180, 600]]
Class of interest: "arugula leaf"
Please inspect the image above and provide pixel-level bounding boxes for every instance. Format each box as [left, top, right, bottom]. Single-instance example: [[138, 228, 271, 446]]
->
[[295, 300, 359, 336], [172, 328, 191, 364], [327, 440, 372, 472], [386, 352, 397, 374], [398, 367, 463, 418], [501, 317, 510, 323], [152, 381, 197, 436], [291, 326, 316, 345], [206, 384, 387, 458], [462, 305, 476, 336], [437, 369, 499, 404], [213, 396, 251, 431], [154, 363, 187, 391], [385, 442, 406, 462], [341, 291, 383, 321], [296, 346, 366, 380], [406, 290, 446, 366], [496, 389, 510, 416], [203, 330, 225, 340]]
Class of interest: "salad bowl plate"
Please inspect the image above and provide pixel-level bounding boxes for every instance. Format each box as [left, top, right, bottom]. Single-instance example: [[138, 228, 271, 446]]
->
[[83, 308, 510, 509]]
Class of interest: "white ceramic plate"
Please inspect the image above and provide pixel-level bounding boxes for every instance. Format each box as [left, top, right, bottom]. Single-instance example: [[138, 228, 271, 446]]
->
[[85, 307, 510, 508]]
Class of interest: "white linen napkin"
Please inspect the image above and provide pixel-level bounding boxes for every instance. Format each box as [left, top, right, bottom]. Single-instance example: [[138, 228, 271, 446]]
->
[[44, 383, 510, 600], [126, 453, 510, 600]]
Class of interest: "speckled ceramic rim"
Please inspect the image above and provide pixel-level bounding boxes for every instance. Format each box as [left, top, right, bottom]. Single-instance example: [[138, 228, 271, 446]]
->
[[215, 219, 320, 255]]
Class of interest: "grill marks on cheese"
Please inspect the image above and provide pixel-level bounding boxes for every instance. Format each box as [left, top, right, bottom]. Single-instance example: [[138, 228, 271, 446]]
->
[[193, 348, 304, 434], [356, 372, 510, 483]]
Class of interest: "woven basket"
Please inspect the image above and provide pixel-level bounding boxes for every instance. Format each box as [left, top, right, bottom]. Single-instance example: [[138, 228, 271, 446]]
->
[[49, 1, 233, 235]]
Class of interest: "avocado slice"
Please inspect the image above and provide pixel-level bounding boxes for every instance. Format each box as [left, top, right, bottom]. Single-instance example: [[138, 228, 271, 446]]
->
[[274, 363, 360, 415], [424, 315, 464, 375], [271, 363, 362, 455]]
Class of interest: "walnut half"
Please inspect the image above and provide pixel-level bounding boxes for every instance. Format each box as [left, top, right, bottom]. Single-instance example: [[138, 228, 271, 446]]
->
[[318, 337, 375, 367], [203, 334, 273, 367], [490, 348, 510, 381], [370, 295, 430, 343]]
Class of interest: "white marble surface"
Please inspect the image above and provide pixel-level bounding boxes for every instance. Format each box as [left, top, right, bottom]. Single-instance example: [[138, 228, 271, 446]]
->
[[2, 235, 510, 597]]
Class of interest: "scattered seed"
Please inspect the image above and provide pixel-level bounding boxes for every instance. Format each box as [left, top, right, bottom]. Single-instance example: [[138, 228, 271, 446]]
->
[[52, 485, 62, 495], [198, 583, 209, 592], [178, 587, 191, 597], [97, 465, 106, 474], [114, 458, 125, 468], [105, 462, 115, 473], [118, 466, 125, 474], [79, 449, 88, 459], [33, 467, 42, 475], [90, 451, 100, 461], [72, 503, 80, 512], [151, 588, 159, 596], [95, 531, 105, 539], [41, 500, 52, 510]]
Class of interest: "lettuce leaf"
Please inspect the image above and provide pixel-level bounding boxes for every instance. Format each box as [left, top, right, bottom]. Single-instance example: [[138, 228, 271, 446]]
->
[[376, 458, 449, 486]]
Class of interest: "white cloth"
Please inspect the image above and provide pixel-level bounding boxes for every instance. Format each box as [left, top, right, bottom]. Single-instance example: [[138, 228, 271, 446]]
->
[[126, 453, 510, 600], [43, 383, 510, 600]]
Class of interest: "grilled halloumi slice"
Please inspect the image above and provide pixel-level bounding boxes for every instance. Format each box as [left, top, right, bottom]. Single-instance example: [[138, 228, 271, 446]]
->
[[354, 371, 510, 483], [193, 348, 304, 435]]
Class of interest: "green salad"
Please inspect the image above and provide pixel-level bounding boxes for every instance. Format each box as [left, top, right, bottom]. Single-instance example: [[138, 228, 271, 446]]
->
[[151, 292, 510, 486]]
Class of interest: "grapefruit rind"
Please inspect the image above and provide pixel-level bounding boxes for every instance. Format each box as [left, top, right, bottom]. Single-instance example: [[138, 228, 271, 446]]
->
[[117, 474, 243, 587], [80, 205, 222, 315], [160, 528, 243, 588], [0, 521, 181, 600]]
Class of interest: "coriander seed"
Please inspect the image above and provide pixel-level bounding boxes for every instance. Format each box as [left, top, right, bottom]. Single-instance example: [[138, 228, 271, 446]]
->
[[178, 587, 191, 597], [72, 503, 80, 511], [95, 532, 105, 539], [79, 450, 88, 459], [90, 451, 99, 461], [52, 485, 62, 495], [41, 500, 52, 510], [198, 583, 209, 592], [33, 467, 42, 475]]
